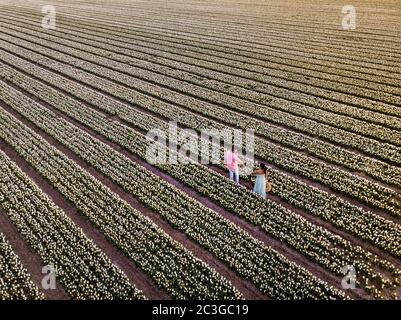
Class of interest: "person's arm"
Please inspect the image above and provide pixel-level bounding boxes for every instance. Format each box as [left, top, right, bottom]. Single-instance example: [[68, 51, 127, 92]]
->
[[251, 169, 264, 176]]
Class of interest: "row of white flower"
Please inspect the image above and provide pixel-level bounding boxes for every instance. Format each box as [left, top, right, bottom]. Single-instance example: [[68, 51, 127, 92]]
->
[[160, 164, 401, 299], [8, 1, 401, 99], [268, 170, 401, 258], [104, 11, 400, 76], [28, 24, 401, 168], [0, 109, 241, 300], [1, 26, 400, 164], [5, 13, 401, 128], [0, 232, 44, 300], [1, 24, 398, 296], [4, 45, 400, 188], [44, 19, 401, 129], [32, 5, 394, 65], [0, 150, 144, 300], [3, 49, 401, 250], [70, 18, 401, 114], [2, 59, 401, 261], [3, 81, 399, 300], [67, 115, 401, 299], [4, 22, 401, 148], [16, 1, 401, 56], [2, 57, 397, 264], [10, 2, 400, 95], [51, 9, 401, 100], [102, 10, 401, 84], [0, 50, 398, 219], [0, 84, 347, 299]]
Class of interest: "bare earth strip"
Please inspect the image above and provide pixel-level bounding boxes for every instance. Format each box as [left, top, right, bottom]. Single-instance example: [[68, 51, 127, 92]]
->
[[0, 139, 169, 300], [0, 82, 373, 299], [0, 100, 264, 300], [0, 205, 68, 300], [0, 55, 396, 298]]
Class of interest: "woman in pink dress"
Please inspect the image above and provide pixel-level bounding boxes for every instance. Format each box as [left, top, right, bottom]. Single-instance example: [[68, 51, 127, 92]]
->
[[224, 146, 243, 185]]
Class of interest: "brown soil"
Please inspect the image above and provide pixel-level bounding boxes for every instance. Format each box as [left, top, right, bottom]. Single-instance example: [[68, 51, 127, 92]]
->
[[0, 103, 265, 299], [0, 206, 68, 300], [0, 97, 368, 299], [0, 138, 169, 300]]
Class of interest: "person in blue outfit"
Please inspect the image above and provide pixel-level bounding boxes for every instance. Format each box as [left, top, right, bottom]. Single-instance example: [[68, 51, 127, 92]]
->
[[252, 162, 268, 199]]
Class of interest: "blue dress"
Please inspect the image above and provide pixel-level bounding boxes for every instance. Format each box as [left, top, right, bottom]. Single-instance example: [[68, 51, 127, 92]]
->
[[253, 174, 266, 199]]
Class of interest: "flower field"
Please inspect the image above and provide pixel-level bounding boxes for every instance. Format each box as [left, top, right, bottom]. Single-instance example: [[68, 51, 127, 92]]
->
[[0, 0, 400, 300]]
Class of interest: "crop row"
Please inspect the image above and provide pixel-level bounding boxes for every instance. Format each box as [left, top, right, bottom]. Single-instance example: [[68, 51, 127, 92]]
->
[[45, 8, 401, 94], [10, 8, 394, 66], [90, 9, 401, 62], [0, 82, 347, 300], [2, 23, 401, 149], [47, 4, 399, 56], [20, 51, 401, 258], [0, 50, 399, 218], [6, 39, 401, 190], [0, 52, 400, 220], [9, 2, 400, 90], [2, 47, 401, 195], [0, 231, 44, 300], [4, 24, 401, 163], [50, 6, 401, 80], [3, 13, 401, 122], [2, 80, 401, 299], [32, 13, 401, 115], [0, 110, 243, 300], [3, 58, 401, 254], [87, 4, 401, 56], [57, 8, 401, 89], [32, 3, 401, 77], [23, 0, 401, 49], [0, 150, 145, 300], [63, 20, 401, 118]]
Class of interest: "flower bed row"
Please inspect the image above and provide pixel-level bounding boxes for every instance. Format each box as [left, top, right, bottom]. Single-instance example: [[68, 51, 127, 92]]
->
[[0, 231, 44, 300], [7, 15, 401, 163], [58, 8, 401, 92], [0, 150, 144, 300], [3, 80, 400, 300], [0, 109, 243, 300], [4, 13, 401, 124], [3, 43, 401, 190], [33, 5, 401, 82], [8, 2, 399, 93], [0, 49, 398, 218], [2, 58, 401, 259], [0, 83, 347, 300], [18, 13, 401, 121], [2, 22, 401, 151]]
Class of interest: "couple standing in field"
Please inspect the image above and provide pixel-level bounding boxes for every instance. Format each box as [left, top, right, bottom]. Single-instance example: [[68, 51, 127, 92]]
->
[[224, 145, 270, 199]]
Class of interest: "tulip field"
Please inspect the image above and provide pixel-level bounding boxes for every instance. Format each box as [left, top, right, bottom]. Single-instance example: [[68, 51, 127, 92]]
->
[[0, 0, 400, 300]]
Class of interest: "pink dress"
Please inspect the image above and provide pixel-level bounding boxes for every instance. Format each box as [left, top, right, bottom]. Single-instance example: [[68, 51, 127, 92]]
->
[[225, 151, 238, 172]]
